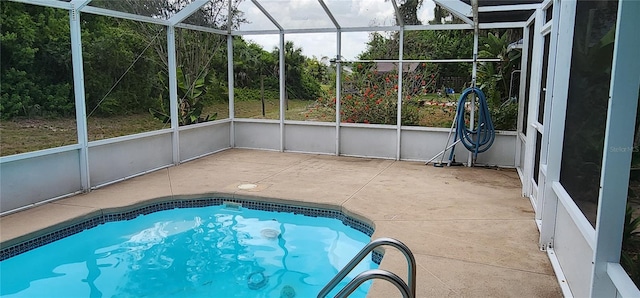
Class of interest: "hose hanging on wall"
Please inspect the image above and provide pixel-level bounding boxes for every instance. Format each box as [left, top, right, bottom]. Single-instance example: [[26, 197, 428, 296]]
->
[[448, 87, 495, 163]]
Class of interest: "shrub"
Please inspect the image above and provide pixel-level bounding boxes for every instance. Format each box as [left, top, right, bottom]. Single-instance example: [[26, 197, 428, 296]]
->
[[317, 63, 426, 125], [491, 102, 518, 131], [314, 82, 420, 125], [234, 88, 280, 102], [0, 68, 73, 119]]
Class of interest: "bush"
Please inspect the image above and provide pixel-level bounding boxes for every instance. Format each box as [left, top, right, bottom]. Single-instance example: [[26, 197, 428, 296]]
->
[[479, 75, 518, 131], [491, 102, 518, 131], [0, 68, 73, 119], [315, 87, 420, 126], [311, 62, 435, 125], [234, 88, 280, 102]]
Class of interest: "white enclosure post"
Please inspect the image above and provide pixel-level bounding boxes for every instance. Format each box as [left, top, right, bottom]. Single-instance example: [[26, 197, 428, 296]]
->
[[591, 0, 640, 296], [396, 29, 404, 161], [69, 7, 90, 190], [539, 0, 576, 249], [227, 34, 235, 147], [279, 32, 285, 152], [335, 30, 342, 156], [522, 7, 544, 216], [167, 26, 180, 164], [226, 0, 234, 148], [469, 0, 479, 166], [536, 0, 559, 222], [515, 25, 528, 174]]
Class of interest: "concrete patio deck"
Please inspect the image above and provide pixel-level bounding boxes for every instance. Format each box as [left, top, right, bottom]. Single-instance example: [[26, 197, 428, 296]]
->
[[0, 148, 562, 297]]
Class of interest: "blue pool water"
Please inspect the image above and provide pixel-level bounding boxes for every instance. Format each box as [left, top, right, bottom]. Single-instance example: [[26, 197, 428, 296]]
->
[[0, 204, 377, 297]]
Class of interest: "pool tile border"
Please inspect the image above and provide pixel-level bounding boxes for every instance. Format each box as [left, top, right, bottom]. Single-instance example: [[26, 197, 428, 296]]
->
[[0, 197, 381, 264]]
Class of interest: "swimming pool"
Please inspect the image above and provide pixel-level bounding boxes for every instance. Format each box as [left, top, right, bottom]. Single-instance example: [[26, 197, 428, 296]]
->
[[0, 199, 380, 297]]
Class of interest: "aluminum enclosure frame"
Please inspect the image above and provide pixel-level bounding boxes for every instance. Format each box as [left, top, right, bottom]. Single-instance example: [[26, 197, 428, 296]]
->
[[1, 0, 526, 211], [5, 0, 640, 297]]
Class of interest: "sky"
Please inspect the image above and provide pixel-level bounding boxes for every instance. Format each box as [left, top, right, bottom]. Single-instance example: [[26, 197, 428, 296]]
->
[[233, 0, 437, 61]]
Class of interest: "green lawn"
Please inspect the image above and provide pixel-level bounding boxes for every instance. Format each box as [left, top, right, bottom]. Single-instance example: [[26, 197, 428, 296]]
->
[[1, 96, 458, 157]]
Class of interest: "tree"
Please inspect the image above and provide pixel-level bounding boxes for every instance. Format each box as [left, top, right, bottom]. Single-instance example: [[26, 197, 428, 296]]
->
[[273, 41, 321, 100], [306, 56, 331, 85], [0, 2, 73, 119], [110, 0, 247, 124], [150, 66, 220, 125], [359, 32, 399, 60], [429, 4, 464, 25], [233, 38, 278, 90], [97, 0, 245, 112], [398, 0, 422, 25], [478, 31, 522, 107], [81, 14, 164, 116]]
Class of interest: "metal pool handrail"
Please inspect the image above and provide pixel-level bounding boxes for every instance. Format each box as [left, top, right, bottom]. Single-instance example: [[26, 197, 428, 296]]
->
[[317, 237, 416, 298], [335, 269, 412, 298]]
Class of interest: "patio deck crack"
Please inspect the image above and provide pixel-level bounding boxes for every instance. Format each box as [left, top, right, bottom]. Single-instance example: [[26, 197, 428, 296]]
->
[[253, 154, 317, 184], [414, 251, 556, 277], [340, 160, 397, 206]]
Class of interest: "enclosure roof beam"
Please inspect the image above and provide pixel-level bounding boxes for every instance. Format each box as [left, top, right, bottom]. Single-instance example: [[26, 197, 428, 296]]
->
[[81, 6, 170, 26], [231, 21, 521, 34], [344, 58, 500, 63], [13, 0, 72, 10], [390, 0, 404, 27], [231, 29, 282, 36], [168, 0, 208, 26], [478, 3, 541, 12], [433, 0, 473, 25], [405, 23, 473, 30], [176, 23, 227, 35], [231, 25, 406, 35], [478, 21, 527, 29], [251, 0, 283, 31], [70, 0, 92, 11], [318, 0, 341, 29], [227, 0, 233, 33]]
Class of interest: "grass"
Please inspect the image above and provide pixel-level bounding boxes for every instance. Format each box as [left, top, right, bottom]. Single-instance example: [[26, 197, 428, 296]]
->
[[0, 114, 167, 156], [1, 96, 460, 157], [205, 98, 317, 120]]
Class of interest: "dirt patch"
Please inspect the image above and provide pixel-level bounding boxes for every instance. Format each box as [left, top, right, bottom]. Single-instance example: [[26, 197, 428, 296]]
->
[[451, 167, 521, 189]]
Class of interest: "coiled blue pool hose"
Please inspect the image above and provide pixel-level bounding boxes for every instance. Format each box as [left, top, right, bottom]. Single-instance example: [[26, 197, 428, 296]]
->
[[448, 87, 495, 163]]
